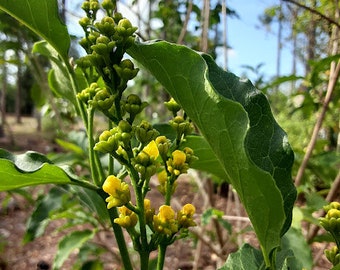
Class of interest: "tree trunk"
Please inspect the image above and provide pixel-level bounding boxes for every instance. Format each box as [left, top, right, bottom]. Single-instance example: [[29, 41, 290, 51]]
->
[[0, 59, 7, 138], [15, 51, 22, 124]]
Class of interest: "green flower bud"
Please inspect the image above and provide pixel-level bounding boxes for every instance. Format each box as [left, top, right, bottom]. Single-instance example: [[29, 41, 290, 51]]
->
[[113, 12, 123, 24], [325, 246, 340, 266], [169, 116, 193, 137], [124, 94, 148, 117], [116, 18, 138, 37], [89, 1, 100, 12], [94, 128, 119, 153], [164, 98, 181, 115], [182, 147, 198, 165], [79, 37, 90, 51], [79, 17, 91, 29], [118, 120, 133, 145], [155, 136, 170, 160], [76, 55, 92, 69], [92, 88, 114, 111], [81, 1, 90, 12], [135, 120, 160, 144], [96, 17, 116, 36], [102, 0, 116, 12], [91, 43, 108, 55], [77, 82, 100, 104], [113, 59, 139, 81], [88, 52, 105, 67], [88, 32, 100, 45]]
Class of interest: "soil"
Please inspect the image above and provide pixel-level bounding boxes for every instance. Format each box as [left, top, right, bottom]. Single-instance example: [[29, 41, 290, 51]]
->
[[0, 116, 333, 270]]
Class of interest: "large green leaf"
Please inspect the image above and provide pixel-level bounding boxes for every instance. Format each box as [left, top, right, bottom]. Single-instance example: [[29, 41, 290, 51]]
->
[[0, 0, 70, 60], [128, 40, 296, 266], [0, 149, 95, 191]]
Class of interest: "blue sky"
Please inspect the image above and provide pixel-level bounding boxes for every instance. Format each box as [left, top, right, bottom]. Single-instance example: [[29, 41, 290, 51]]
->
[[224, 0, 296, 80], [67, 0, 299, 81]]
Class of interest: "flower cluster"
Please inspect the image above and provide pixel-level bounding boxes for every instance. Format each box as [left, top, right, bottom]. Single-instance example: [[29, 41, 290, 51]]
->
[[153, 204, 196, 236], [319, 202, 340, 266], [132, 140, 160, 180], [102, 175, 131, 209], [114, 206, 138, 228]]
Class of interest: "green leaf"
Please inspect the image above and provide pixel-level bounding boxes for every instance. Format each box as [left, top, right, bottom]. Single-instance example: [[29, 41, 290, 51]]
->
[[154, 123, 228, 179], [53, 230, 95, 270], [24, 187, 66, 243], [281, 228, 312, 270], [219, 244, 264, 270], [0, 149, 95, 191], [0, 0, 70, 60], [128, 40, 296, 266], [181, 135, 228, 180], [33, 41, 77, 105]]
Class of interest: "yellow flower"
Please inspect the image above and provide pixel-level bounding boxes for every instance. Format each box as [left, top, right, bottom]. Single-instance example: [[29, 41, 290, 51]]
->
[[114, 206, 138, 228], [157, 170, 177, 196], [143, 140, 159, 160], [153, 205, 178, 235], [144, 199, 155, 224], [172, 150, 186, 166], [102, 175, 130, 209], [177, 204, 196, 228], [167, 150, 189, 176]]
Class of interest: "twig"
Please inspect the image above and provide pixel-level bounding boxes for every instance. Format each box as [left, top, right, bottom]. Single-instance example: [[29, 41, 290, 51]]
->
[[295, 60, 340, 186], [282, 0, 340, 29], [177, 0, 193, 44]]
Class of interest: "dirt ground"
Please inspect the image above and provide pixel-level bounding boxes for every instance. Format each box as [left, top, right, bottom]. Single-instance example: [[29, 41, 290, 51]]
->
[[0, 116, 333, 270]]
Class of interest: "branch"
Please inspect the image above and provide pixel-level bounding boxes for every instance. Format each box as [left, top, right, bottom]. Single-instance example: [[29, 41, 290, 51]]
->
[[295, 60, 340, 186], [282, 0, 340, 29], [177, 0, 193, 44]]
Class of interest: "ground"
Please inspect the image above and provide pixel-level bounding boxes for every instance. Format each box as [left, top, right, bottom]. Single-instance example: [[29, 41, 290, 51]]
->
[[0, 115, 333, 269]]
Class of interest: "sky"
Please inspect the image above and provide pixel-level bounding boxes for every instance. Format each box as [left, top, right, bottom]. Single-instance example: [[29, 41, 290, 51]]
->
[[224, 0, 298, 80], [67, 0, 300, 81]]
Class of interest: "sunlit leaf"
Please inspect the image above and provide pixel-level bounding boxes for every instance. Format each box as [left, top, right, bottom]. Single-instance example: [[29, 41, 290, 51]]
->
[[128, 40, 296, 266]]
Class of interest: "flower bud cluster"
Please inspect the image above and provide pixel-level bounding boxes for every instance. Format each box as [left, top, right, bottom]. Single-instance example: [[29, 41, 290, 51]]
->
[[124, 94, 148, 122], [169, 116, 193, 139], [135, 120, 160, 145], [114, 206, 138, 228], [320, 201, 340, 266], [325, 246, 340, 266], [152, 204, 196, 236], [164, 98, 181, 116], [132, 140, 160, 180], [77, 83, 115, 112], [320, 202, 340, 234], [94, 120, 132, 154]]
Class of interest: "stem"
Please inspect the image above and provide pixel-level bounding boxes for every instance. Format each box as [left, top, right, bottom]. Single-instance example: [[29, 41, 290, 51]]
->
[[98, 190, 133, 270], [87, 109, 101, 186], [156, 244, 167, 270]]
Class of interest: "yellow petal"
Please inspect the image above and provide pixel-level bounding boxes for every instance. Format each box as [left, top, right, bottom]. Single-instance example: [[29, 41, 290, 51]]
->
[[143, 140, 159, 159]]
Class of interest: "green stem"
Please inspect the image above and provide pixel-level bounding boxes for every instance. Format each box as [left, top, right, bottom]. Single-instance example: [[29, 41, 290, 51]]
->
[[98, 190, 133, 270], [128, 164, 150, 270], [156, 244, 167, 270], [87, 109, 101, 186]]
